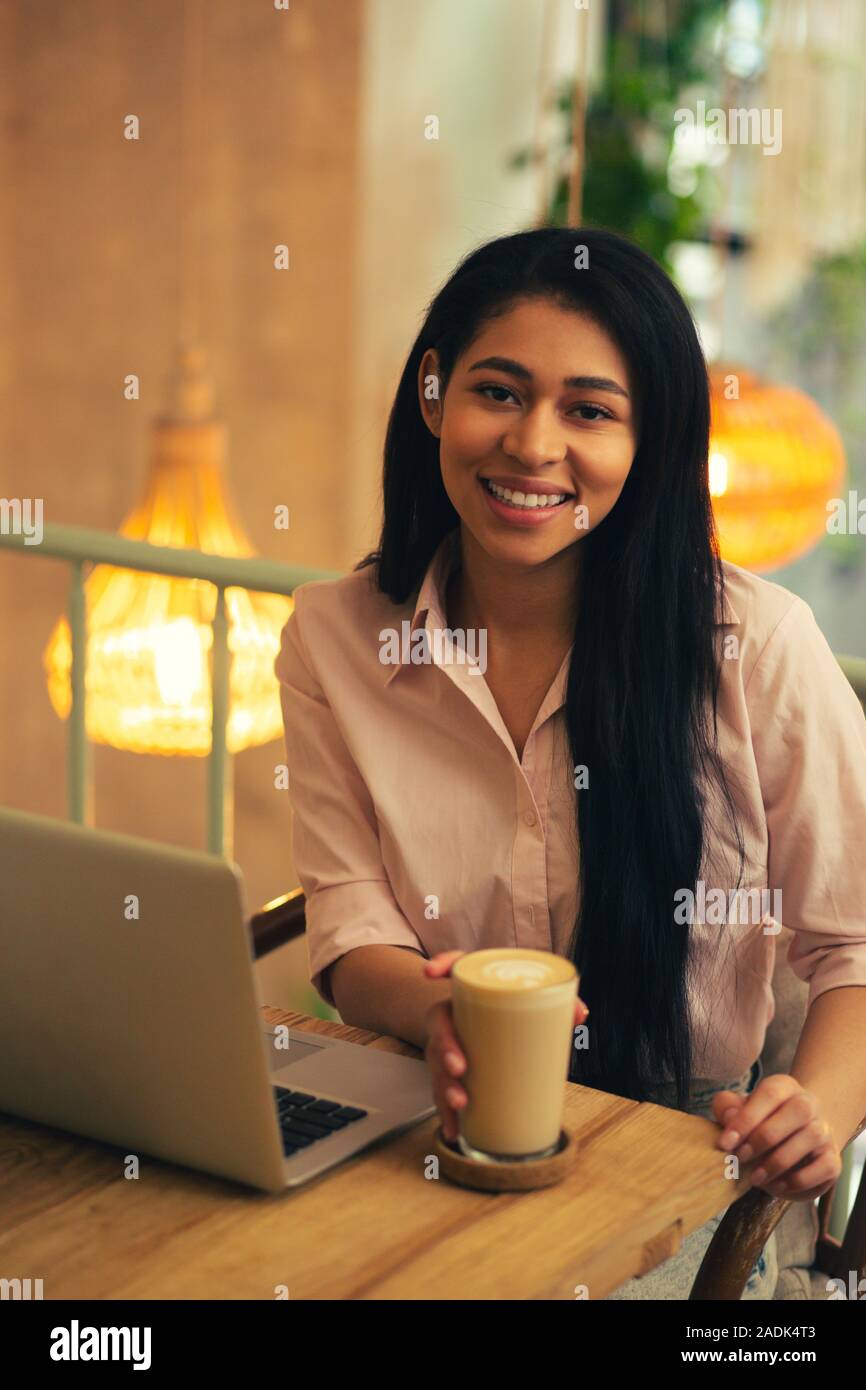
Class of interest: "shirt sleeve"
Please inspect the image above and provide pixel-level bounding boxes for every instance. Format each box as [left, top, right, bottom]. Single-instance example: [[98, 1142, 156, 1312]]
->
[[273, 594, 426, 1007], [746, 596, 866, 1011]]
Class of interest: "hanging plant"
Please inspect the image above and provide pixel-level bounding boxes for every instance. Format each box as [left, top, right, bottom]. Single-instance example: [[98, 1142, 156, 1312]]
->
[[508, 0, 730, 274]]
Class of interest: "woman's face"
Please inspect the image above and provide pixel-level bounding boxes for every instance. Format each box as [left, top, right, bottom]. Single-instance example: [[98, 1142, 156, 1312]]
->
[[418, 296, 639, 569]]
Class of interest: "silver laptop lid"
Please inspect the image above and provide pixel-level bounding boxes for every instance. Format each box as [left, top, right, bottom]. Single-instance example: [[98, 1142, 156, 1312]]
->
[[0, 808, 286, 1192]]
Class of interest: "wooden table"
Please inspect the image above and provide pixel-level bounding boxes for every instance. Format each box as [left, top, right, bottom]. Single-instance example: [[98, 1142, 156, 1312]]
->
[[0, 1006, 750, 1300]]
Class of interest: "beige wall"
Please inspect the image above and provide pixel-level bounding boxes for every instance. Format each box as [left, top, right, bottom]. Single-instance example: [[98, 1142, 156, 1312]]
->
[[0, 0, 363, 947], [0, 0, 558, 1009]]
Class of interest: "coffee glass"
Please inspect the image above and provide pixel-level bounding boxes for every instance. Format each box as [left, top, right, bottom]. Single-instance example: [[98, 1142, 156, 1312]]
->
[[451, 947, 578, 1163]]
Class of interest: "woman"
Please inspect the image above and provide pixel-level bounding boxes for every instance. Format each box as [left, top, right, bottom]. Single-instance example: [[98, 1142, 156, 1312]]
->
[[275, 227, 866, 1299]]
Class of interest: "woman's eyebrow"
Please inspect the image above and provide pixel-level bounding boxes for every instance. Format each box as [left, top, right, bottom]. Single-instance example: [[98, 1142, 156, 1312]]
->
[[467, 355, 630, 399]]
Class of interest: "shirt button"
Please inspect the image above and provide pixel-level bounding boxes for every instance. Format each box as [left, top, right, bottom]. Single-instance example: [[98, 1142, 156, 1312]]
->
[[524, 810, 537, 827]]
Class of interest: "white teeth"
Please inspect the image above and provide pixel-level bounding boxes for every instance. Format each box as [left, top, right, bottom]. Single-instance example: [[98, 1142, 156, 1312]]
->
[[483, 479, 568, 509]]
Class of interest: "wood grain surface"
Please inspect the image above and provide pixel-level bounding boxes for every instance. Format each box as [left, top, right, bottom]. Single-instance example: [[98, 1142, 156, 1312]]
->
[[0, 1006, 749, 1300]]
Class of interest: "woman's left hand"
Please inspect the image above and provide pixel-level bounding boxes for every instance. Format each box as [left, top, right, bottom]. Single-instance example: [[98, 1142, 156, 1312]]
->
[[711, 1073, 843, 1202]]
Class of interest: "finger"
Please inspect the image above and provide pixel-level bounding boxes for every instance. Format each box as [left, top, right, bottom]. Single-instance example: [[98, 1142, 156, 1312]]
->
[[431, 1074, 468, 1142], [573, 996, 590, 1024], [756, 1144, 841, 1197], [732, 1093, 818, 1164], [425, 1001, 466, 1076], [424, 1033, 468, 1139], [716, 1074, 800, 1150], [431, 1086, 454, 1141], [745, 1119, 834, 1187], [423, 951, 466, 978], [711, 1090, 746, 1126], [762, 1176, 837, 1203], [441, 1087, 468, 1141]]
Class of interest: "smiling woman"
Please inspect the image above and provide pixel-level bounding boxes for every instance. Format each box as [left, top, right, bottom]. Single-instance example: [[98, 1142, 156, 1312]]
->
[[419, 300, 637, 588], [274, 227, 866, 1301]]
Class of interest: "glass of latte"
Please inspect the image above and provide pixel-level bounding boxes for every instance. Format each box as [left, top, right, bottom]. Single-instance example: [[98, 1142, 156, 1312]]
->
[[451, 947, 578, 1163]]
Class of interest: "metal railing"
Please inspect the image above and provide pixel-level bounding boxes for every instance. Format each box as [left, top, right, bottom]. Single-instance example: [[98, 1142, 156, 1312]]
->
[[0, 522, 341, 854], [2, 521, 865, 856]]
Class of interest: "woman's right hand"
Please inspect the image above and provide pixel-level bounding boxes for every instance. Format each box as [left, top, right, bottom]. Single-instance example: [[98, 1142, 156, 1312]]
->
[[422, 950, 589, 1143], [423, 951, 470, 1143]]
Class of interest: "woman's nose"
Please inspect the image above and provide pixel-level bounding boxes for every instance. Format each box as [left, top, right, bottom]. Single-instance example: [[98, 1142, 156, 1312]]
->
[[502, 404, 568, 468]]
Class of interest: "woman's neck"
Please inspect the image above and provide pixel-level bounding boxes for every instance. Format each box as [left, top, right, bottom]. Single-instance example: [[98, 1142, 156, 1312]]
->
[[445, 529, 580, 651]]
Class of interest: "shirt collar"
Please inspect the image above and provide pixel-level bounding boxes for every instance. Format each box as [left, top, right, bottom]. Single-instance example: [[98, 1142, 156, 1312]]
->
[[382, 529, 462, 688], [717, 576, 740, 626], [382, 529, 739, 694]]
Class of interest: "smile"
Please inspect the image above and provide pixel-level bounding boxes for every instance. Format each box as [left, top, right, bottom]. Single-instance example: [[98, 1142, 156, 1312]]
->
[[478, 476, 574, 526], [482, 478, 569, 509]]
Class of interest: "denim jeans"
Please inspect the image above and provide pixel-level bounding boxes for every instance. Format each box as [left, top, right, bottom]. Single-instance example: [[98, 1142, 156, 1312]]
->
[[605, 1057, 779, 1300]]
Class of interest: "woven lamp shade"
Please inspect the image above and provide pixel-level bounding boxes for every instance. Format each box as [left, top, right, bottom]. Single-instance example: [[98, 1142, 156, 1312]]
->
[[43, 349, 292, 756], [708, 365, 846, 572]]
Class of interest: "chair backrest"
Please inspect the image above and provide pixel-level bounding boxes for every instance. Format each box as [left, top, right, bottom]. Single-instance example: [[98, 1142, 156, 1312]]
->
[[249, 888, 306, 959]]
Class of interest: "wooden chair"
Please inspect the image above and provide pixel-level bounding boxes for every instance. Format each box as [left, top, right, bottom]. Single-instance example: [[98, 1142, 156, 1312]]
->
[[689, 1155, 866, 1299], [249, 887, 308, 959], [690, 925, 866, 1298]]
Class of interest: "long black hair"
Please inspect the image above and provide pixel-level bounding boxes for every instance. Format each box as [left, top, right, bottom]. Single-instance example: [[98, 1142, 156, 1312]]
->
[[356, 226, 745, 1110]]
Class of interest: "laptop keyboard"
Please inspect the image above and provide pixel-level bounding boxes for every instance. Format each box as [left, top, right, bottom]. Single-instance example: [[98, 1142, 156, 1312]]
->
[[274, 1086, 368, 1157]]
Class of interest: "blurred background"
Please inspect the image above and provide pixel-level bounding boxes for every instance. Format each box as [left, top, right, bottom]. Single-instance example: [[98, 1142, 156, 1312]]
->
[[0, 0, 864, 1025]]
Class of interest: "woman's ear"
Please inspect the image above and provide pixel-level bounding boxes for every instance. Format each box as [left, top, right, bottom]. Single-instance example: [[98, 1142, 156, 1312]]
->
[[417, 348, 443, 439]]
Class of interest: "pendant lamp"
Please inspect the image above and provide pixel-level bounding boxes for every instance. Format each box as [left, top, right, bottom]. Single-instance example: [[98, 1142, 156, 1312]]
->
[[42, 346, 292, 755], [708, 364, 846, 572]]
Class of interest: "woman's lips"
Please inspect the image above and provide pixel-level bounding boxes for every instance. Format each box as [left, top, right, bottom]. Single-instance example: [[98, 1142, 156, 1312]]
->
[[478, 475, 574, 528]]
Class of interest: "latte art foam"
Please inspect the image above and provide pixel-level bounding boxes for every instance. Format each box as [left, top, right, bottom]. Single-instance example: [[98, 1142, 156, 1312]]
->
[[453, 947, 576, 995], [479, 959, 554, 988]]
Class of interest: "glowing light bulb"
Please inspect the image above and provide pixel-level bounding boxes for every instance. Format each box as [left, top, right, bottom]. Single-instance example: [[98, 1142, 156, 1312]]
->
[[708, 451, 728, 497], [153, 618, 206, 707]]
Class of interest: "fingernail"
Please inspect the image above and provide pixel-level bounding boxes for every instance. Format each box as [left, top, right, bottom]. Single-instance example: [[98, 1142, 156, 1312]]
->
[[722, 1107, 740, 1125], [446, 1087, 464, 1107], [719, 1130, 740, 1148], [444, 1051, 463, 1075], [738, 1143, 753, 1161], [751, 1167, 767, 1184]]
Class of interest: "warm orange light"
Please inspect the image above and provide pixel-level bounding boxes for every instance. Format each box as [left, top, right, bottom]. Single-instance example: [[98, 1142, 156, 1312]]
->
[[43, 349, 292, 755], [708, 364, 846, 572]]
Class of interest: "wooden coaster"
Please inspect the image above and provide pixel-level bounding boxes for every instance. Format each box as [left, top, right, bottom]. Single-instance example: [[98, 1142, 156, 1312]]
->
[[433, 1126, 577, 1191]]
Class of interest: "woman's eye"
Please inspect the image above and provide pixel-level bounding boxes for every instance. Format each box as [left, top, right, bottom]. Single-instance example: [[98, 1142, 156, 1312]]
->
[[473, 385, 611, 421], [476, 383, 518, 404]]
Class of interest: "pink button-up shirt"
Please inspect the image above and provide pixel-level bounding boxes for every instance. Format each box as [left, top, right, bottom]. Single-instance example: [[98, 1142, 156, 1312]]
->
[[274, 528, 866, 1080]]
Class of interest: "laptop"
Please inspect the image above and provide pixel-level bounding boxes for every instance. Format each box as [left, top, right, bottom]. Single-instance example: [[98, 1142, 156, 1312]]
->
[[0, 807, 436, 1193]]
